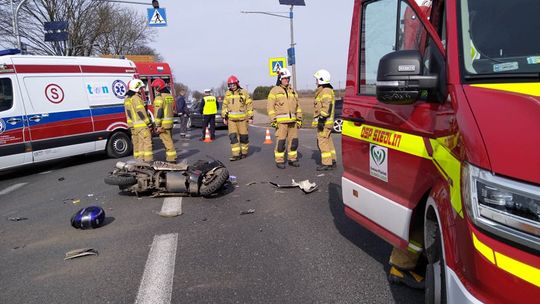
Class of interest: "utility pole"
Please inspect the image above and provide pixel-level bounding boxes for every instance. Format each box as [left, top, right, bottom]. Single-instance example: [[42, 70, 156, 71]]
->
[[11, 0, 29, 51]]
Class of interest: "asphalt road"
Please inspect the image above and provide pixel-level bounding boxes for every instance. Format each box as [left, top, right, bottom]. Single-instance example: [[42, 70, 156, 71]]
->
[[0, 124, 423, 303]]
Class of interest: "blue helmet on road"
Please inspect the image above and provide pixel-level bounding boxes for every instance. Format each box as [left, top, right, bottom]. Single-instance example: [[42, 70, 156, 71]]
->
[[71, 206, 105, 229]]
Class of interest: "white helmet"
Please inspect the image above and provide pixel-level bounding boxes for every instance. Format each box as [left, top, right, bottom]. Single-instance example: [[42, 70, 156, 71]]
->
[[128, 79, 144, 92], [204, 88, 212, 94], [313, 69, 331, 85], [279, 68, 292, 78]]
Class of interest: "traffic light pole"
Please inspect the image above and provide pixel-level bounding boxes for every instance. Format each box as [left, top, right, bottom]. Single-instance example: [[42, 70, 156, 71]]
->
[[289, 5, 297, 90]]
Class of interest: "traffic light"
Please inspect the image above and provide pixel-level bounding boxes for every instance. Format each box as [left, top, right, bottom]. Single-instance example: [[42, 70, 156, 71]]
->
[[152, 0, 159, 8]]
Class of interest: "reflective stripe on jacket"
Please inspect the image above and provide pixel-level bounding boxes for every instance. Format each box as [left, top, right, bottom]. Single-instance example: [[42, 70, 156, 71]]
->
[[312, 86, 335, 127], [202, 96, 218, 115], [125, 94, 150, 129], [222, 88, 253, 121], [267, 85, 302, 123], [154, 92, 175, 129]]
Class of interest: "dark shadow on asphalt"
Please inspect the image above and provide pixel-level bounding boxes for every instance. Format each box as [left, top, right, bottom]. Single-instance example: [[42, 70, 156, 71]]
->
[[102, 216, 115, 227], [327, 182, 425, 303], [0, 153, 110, 181], [247, 146, 262, 157], [178, 149, 200, 160]]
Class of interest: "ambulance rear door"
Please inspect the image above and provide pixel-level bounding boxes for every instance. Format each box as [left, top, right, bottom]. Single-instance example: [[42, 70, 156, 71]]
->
[[0, 67, 32, 170]]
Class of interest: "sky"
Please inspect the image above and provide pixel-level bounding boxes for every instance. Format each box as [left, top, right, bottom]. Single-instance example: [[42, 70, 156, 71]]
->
[[138, 0, 354, 93]]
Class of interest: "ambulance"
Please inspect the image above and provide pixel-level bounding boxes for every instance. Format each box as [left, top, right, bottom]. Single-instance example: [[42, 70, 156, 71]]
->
[[0, 50, 136, 171], [341, 0, 539, 303]]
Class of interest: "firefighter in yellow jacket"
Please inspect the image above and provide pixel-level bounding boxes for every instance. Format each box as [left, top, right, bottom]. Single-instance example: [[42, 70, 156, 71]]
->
[[267, 68, 302, 169], [151, 79, 177, 163], [222, 75, 253, 161], [124, 79, 153, 161], [313, 69, 337, 170]]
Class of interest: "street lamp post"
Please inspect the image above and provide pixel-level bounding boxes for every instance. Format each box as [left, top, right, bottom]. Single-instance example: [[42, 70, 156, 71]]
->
[[10, 0, 29, 51], [241, 1, 304, 90]]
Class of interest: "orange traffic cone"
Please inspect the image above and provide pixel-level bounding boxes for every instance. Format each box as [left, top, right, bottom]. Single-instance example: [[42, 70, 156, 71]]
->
[[203, 127, 213, 143], [263, 128, 273, 144]]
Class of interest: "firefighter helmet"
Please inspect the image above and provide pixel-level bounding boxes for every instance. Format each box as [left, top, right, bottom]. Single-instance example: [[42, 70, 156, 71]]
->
[[227, 75, 239, 85], [71, 206, 106, 229], [128, 79, 145, 92], [151, 78, 166, 91], [314, 69, 331, 85], [280, 68, 292, 78]]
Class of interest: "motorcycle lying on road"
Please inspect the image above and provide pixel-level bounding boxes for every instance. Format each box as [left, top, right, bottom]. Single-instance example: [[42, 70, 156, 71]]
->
[[104, 159, 229, 197]]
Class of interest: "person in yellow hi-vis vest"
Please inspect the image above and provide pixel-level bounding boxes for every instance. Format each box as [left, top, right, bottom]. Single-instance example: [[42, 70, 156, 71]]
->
[[312, 69, 337, 171], [124, 79, 153, 161], [199, 89, 217, 140], [222, 75, 253, 161], [267, 68, 302, 169], [151, 79, 177, 163]]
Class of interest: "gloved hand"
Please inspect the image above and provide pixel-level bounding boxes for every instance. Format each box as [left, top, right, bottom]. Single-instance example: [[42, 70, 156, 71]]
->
[[317, 117, 326, 132], [296, 119, 303, 128], [270, 120, 278, 128]]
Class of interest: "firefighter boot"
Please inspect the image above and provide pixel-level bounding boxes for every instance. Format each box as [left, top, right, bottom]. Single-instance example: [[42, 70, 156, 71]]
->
[[229, 156, 241, 161], [316, 164, 333, 171], [388, 266, 425, 289], [276, 163, 286, 169]]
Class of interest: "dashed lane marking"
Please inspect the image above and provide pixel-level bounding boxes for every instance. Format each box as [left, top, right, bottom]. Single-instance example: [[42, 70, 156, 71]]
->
[[159, 197, 182, 217], [135, 233, 178, 304], [0, 183, 28, 196]]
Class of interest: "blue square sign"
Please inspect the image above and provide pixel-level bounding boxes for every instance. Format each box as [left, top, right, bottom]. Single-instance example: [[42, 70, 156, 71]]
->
[[148, 8, 167, 27]]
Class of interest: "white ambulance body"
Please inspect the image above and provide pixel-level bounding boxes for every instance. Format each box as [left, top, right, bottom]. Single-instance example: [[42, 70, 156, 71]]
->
[[0, 53, 136, 170]]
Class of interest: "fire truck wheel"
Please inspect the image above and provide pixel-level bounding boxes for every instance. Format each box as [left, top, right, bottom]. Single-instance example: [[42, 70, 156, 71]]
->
[[104, 174, 137, 187], [199, 167, 229, 197], [425, 211, 447, 304], [107, 132, 132, 158]]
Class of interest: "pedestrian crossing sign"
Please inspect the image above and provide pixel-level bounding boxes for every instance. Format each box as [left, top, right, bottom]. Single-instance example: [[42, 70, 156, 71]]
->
[[268, 57, 287, 76], [148, 8, 167, 27]]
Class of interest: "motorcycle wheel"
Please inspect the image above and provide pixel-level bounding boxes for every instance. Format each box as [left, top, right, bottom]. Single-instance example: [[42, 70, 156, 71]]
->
[[104, 174, 137, 186], [199, 167, 229, 196]]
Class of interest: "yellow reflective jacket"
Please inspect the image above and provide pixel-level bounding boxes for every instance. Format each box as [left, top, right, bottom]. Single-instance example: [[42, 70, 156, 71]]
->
[[153, 92, 175, 129], [267, 85, 302, 123], [313, 86, 335, 127], [222, 88, 253, 121], [124, 94, 150, 129], [202, 96, 218, 115]]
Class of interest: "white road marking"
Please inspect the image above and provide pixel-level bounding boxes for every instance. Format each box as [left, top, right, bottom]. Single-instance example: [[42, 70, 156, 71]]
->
[[39, 170, 53, 175], [135, 233, 178, 304], [0, 183, 28, 196], [181, 143, 189, 147], [159, 197, 182, 217]]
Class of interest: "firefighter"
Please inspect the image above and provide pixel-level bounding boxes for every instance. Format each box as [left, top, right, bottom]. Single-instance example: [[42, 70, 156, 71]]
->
[[222, 75, 253, 161], [199, 89, 217, 140], [151, 78, 177, 163], [124, 79, 153, 162], [267, 68, 302, 169], [313, 69, 337, 171]]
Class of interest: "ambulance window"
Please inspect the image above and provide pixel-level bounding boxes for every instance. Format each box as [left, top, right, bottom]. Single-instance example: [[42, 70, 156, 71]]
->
[[0, 78, 13, 112]]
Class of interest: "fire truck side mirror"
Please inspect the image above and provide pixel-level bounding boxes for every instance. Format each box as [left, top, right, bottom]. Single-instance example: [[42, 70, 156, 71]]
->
[[376, 50, 438, 105]]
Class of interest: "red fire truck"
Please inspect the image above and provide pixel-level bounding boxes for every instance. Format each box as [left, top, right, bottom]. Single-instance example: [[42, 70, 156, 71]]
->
[[134, 61, 176, 115], [341, 0, 539, 303]]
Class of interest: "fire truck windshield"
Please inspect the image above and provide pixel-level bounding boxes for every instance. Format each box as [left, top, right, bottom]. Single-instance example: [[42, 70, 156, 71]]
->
[[460, 0, 540, 78]]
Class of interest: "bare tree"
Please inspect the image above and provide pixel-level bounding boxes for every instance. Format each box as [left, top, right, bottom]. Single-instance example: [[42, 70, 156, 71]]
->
[[0, 0, 158, 57]]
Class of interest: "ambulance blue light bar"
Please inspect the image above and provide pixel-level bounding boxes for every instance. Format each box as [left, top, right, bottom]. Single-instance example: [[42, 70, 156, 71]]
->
[[279, 0, 306, 5], [0, 49, 21, 56]]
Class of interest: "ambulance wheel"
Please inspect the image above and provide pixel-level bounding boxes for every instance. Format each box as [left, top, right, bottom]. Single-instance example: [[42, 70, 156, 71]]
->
[[104, 174, 137, 186], [199, 167, 229, 196], [107, 131, 132, 158], [425, 207, 446, 304]]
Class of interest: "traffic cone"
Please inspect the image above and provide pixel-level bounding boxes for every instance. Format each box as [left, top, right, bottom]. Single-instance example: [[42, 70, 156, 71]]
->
[[263, 128, 273, 144], [203, 127, 213, 143]]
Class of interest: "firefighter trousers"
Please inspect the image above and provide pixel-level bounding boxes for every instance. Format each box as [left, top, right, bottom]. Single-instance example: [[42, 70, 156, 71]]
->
[[228, 120, 249, 157], [132, 127, 153, 162], [274, 122, 298, 163], [158, 128, 177, 162], [317, 126, 336, 166]]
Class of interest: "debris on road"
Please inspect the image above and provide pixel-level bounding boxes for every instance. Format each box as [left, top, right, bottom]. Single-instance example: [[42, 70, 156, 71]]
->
[[269, 179, 318, 194], [64, 248, 99, 260], [246, 181, 257, 186], [8, 217, 28, 222], [229, 175, 237, 184], [58, 177, 65, 181], [317, 173, 325, 177], [240, 209, 255, 215]]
